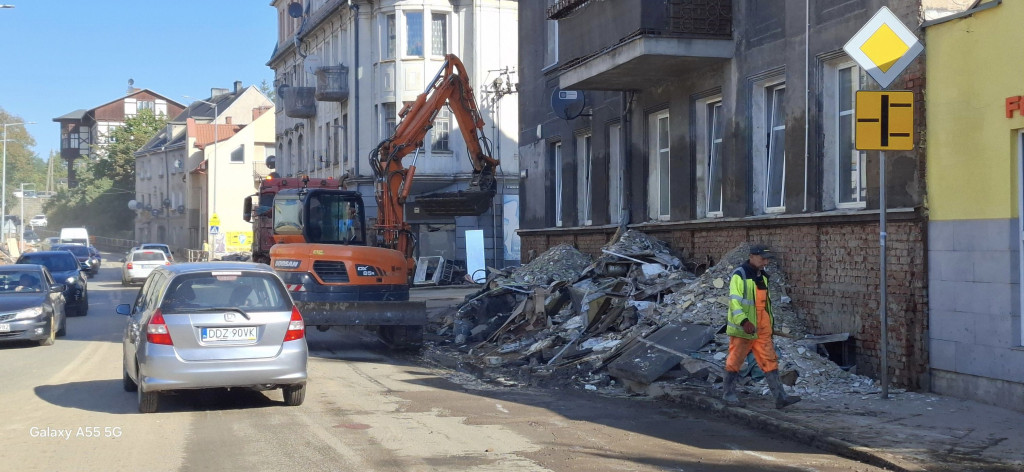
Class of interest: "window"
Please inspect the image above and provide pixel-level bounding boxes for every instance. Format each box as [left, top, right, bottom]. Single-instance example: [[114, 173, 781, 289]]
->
[[431, 13, 447, 56], [383, 14, 396, 60], [608, 123, 622, 224], [553, 142, 563, 227], [577, 133, 593, 225], [297, 134, 305, 173], [432, 107, 451, 152], [545, 1, 558, 69], [822, 60, 867, 210], [342, 114, 349, 165], [765, 84, 786, 211], [230, 146, 244, 163], [381, 103, 397, 139], [648, 110, 671, 220], [405, 11, 423, 57], [333, 118, 340, 165], [137, 101, 155, 112], [703, 100, 724, 216]]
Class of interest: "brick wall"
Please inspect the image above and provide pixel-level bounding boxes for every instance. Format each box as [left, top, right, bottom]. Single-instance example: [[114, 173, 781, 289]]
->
[[520, 218, 929, 389]]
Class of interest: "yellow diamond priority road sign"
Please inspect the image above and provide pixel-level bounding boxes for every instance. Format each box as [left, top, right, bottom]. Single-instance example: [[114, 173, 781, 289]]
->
[[856, 91, 914, 151], [843, 7, 923, 89]]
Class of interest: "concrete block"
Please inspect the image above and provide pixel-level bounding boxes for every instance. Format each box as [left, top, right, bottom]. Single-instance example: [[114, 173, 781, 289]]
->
[[931, 369, 1024, 412], [973, 314, 1018, 348], [928, 221, 956, 251], [972, 250, 1016, 284], [928, 279, 960, 311], [953, 219, 1017, 252], [954, 343, 1013, 381], [929, 338, 957, 371], [930, 310, 974, 344], [930, 250, 975, 283]]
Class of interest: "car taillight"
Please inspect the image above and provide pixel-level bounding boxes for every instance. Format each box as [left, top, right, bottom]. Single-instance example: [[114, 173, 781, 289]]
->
[[283, 306, 305, 341], [146, 310, 173, 345], [165, 261, 171, 266], [126, 262, 134, 269]]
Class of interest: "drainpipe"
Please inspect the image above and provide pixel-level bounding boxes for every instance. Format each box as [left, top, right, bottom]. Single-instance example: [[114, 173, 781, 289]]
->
[[348, 0, 360, 181], [802, 0, 810, 212]]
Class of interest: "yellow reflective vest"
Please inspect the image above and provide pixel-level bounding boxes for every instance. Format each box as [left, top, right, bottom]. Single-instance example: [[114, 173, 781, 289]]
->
[[726, 263, 773, 340]]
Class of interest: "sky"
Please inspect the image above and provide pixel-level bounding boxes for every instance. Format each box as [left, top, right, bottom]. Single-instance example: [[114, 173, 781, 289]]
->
[[0, 1, 277, 160]]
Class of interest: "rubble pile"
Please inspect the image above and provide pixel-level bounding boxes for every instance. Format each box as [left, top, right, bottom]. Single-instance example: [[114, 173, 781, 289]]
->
[[433, 232, 882, 399]]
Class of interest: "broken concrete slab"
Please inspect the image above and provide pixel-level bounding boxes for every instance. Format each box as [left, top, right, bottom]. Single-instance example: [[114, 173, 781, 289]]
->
[[607, 321, 721, 385]]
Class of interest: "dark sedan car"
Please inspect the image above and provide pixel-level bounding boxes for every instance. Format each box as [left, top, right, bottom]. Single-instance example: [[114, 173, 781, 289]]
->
[[52, 244, 100, 278], [16, 251, 88, 317], [0, 264, 67, 346]]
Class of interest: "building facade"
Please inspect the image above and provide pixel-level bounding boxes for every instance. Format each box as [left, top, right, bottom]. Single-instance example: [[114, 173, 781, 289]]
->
[[517, 0, 968, 389], [53, 88, 185, 188], [134, 83, 274, 257], [925, 0, 1024, 410], [267, 0, 520, 270]]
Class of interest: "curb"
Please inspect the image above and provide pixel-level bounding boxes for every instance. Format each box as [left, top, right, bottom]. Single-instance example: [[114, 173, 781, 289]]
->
[[660, 390, 923, 472]]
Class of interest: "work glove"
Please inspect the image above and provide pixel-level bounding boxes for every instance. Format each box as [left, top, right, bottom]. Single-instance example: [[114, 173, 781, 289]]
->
[[741, 319, 755, 335]]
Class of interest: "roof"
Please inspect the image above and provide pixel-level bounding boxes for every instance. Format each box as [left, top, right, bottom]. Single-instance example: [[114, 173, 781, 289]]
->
[[53, 109, 89, 122], [190, 159, 208, 175], [186, 119, 243, 150], [170, 90, 246, 123]]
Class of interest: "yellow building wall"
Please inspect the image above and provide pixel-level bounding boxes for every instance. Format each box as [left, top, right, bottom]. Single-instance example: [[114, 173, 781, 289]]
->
[[926, 0, 1024, 221]]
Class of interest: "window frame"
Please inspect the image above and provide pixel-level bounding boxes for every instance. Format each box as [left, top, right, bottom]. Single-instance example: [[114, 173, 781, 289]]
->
[[553, 141, 563, 227], [431, 107, 451, 152], [383, 13, 396, 61], [648, 109, 671, 221], [836, 62, 867, 209], [608, 123, 622, 224], [695, 94, 724, 218], [543, 0, 559, 71], [404, 11, 424, 58], [576, 131, 593, 226], [430, 13, 448, 57], [762, 82, 787, 213]]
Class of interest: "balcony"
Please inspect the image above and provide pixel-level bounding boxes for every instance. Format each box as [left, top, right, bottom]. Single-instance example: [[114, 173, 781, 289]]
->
[[553, 0, 734, 91], [282, 86, 316, 118], [315, 65, 349, 102]]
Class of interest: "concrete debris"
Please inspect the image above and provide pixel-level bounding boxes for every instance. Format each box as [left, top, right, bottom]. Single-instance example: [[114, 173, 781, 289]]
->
[[429, 235, 885, 400]]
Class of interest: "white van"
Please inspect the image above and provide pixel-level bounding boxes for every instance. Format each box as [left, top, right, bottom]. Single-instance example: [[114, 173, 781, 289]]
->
[[59, 227, 90, 246]]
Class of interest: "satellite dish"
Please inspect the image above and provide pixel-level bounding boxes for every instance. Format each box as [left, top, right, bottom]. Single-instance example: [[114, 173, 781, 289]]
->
[[265, 155, 276, 169], [304, 54, 322, 75], [551, 88, 586, 120], [287, 1, 303, 18], [173, 159, 183, 169], [128, 199, 138, 210]]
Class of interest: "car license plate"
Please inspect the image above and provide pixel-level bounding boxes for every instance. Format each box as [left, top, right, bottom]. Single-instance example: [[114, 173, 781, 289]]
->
[[201, 327, 257, 342], [0, 323, 9, 333]]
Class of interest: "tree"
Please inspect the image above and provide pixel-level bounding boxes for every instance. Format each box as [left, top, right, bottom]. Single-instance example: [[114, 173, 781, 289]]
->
[[258, 79, 276, 101], [48, 109, 166, 236], [0, 107, 45, 217]]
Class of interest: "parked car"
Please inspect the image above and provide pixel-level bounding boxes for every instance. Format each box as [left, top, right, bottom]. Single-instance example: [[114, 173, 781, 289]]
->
[[22, 230, 41, 248], [0, 264, 66, 346], [41, 237, 59, 251], [52, 244, 100, 278], [118, 262, 308, 413], [139, 243, 174, 263], [16, 251, 88, 316], [121, 249, 170, 286], [29, 214, 47, 228]]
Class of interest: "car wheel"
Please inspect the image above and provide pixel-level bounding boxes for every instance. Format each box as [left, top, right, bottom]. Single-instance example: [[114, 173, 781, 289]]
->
[[78, 297, 88, 316], [38, 314, 56, 346], [283, 383, 306, 406], [56, 315, 66, 337], [138, 387, 158, 413], [121, 276, 128, 286], [122, 361, 137, 392]]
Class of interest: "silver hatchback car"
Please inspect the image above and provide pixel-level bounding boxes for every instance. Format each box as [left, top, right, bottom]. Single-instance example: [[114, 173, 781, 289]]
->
[[118, 262, 308, 413]]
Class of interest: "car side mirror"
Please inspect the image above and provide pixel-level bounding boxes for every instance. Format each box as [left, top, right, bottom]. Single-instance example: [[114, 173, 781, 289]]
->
[[115, 304, 132, 316], [81, 261, 92, 269], [120, 257, 126, 263], [50, 283, 65, 293]]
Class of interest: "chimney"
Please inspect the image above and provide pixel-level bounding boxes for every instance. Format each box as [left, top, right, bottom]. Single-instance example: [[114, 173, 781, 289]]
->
[[234, 81, 244, 95], [252, 106, 271, 121], [225, 116, 232, 125], [211, 88, 230, 99]]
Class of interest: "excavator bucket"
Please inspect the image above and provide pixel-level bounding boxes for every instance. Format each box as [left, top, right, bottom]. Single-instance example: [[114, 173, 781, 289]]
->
[[415, 188, 497, 216]]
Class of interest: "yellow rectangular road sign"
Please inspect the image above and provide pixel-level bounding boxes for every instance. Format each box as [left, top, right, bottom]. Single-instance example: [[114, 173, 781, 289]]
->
[[856, 91, 914, 150]]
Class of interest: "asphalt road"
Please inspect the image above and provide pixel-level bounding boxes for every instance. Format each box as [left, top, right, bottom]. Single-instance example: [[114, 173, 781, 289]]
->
[[0, 255, 885, 471]]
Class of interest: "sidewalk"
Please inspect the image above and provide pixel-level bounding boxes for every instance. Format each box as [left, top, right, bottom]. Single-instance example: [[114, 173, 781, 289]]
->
[[634, 380, 1022, 471], [412, 284, 1023, 471]]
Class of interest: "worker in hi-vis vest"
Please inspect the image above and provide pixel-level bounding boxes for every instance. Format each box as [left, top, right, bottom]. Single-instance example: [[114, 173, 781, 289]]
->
[[722, 244, 801, 409]]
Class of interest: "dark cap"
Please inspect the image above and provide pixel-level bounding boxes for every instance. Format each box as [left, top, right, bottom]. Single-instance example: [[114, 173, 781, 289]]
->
[[749, 244, 775, 258]]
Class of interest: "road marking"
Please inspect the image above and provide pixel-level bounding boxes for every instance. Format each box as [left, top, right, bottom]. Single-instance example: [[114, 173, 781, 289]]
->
[[496, 403, 510, 413], [727, 443, 779, 461]]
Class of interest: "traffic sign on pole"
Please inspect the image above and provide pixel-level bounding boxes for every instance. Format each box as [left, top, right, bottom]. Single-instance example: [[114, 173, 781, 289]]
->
[[855, 91, 914, 150], [843, 6, 923, 89]]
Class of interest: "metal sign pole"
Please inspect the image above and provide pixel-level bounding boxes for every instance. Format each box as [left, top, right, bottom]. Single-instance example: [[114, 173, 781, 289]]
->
[[879, 149, 888, 399]]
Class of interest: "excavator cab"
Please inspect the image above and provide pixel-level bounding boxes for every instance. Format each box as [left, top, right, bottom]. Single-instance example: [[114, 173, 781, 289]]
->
[[272, 188, 367, 246]]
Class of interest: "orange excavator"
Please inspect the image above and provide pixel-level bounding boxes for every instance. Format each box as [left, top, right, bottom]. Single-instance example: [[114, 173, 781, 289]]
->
[[263, 54, 499, 347]]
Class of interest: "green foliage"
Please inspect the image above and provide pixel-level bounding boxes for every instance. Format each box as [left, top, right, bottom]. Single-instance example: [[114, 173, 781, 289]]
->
[[47, 109, 166, 236], [258, 79, 276, 101], [0, 107, 45, 216]]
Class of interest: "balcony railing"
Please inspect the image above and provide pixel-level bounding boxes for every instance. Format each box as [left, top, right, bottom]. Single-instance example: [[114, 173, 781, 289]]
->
[[315, 65, 349, 102], [282, 86, 316, 118]]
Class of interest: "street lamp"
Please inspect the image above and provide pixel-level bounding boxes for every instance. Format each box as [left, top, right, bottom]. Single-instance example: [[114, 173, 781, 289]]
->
[[2, 121, 35, 219], [183, 96, 219, 255]]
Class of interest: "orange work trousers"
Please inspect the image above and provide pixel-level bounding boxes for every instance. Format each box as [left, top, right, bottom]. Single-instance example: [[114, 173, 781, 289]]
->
[[725, 287, 778, 373]]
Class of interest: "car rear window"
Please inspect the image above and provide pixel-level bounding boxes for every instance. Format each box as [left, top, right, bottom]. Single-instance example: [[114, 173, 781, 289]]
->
[[132, 252, 166, 262], [56, 246, 89, 257], [18, 253, 77, 272], [161, 271, 291, 312]]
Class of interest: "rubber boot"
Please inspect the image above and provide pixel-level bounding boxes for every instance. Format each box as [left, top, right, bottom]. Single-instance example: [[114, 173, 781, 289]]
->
[[765, 370, 801, 409], [722, 371, 745, 407]]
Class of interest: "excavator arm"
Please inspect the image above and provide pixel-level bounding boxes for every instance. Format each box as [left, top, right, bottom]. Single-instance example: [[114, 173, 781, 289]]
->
[[370, 54, 500, 260]]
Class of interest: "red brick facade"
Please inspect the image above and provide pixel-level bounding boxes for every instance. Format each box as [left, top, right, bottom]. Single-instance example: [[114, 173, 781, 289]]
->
[[520, 214, 929, 389]]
